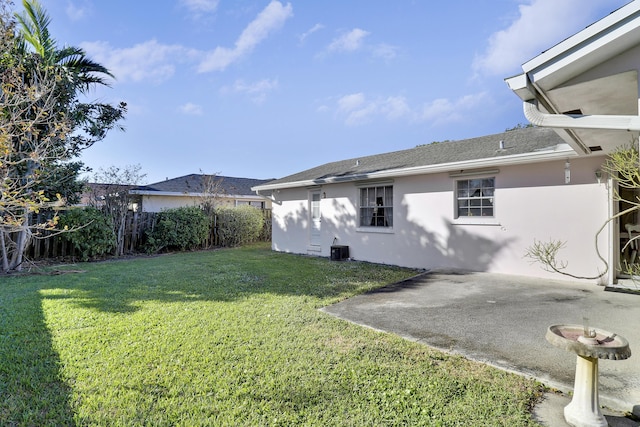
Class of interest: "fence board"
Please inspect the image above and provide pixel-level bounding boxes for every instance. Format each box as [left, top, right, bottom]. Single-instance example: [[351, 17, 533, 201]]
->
[[16, 209, 271, 261]]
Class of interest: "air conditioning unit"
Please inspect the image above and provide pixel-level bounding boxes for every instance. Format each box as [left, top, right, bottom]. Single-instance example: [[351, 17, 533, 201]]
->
[[330, 245, 349, 261]]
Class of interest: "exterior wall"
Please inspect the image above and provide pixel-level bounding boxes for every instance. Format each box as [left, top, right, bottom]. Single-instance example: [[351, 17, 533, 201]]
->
[[270, 156, 611, 283], [141, 195, 270, 212]]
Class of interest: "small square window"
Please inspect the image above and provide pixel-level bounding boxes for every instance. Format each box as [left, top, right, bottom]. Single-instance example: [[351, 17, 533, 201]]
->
[[456, 177, 494, 217], [359, 186, 393, 227]]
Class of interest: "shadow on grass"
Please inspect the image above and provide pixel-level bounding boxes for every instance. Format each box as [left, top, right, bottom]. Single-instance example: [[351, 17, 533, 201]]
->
[[0, 283, 76, 426], [0, 247, 416, 424], [38, 248, 418, 314]]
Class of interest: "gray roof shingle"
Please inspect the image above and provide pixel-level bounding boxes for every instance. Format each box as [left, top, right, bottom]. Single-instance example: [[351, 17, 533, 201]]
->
[[135, 175, 273, 196], [257, 127, 569, 188]]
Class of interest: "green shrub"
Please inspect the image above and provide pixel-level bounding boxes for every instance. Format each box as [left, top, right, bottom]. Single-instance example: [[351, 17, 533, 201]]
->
[[215, 206, 264, 247], [58, 207, 116, 261], [146, 206, 209, 253]]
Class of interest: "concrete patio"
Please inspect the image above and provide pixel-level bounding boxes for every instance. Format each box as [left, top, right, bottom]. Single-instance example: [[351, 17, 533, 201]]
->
[[321, 270, 640, 425]]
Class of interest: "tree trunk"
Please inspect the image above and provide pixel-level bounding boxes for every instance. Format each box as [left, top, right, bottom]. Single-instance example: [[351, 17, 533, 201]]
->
[[11, 214, 31, 272], [0, 230, 9, 272]]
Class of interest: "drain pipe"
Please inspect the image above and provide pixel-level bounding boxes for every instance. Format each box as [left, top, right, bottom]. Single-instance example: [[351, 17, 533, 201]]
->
[[524, 99, 640, 133]]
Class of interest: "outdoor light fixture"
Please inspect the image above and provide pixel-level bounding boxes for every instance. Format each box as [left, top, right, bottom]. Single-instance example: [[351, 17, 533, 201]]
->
[[595, 169, 602, 183], [565, 160, 571, 184]]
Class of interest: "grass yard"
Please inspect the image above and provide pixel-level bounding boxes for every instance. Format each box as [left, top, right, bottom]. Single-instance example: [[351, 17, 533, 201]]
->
[[0, 243, 544, 426]]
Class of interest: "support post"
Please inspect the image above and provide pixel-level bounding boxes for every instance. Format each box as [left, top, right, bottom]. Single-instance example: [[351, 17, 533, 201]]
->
[[564, 355, 607, 427]]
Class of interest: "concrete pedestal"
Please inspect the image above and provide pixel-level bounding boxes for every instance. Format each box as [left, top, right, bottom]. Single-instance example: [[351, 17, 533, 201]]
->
[[564, 355, 607, 427]]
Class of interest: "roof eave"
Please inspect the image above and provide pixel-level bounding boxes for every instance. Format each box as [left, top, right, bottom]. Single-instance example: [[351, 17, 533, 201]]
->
[[130, 190, 269, 199], [524, 1, 640, 90], [251, 145, 578, 191]]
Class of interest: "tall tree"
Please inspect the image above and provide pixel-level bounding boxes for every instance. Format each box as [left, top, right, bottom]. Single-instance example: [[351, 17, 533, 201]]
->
[[88, 164, 147, 256], [0, 0, 126, 272]]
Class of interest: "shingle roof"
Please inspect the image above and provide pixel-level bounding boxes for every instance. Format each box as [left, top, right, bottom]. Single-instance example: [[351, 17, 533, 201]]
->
[[134, 175, 273, 196], [254, 127, 571, 190]]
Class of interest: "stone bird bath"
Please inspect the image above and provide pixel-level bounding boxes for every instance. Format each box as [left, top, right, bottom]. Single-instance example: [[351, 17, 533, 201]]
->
[[546, 323, 631, 427]]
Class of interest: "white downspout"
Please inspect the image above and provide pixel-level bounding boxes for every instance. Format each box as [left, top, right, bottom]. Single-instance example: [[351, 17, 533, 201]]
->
[[524, 99, 640, 132]]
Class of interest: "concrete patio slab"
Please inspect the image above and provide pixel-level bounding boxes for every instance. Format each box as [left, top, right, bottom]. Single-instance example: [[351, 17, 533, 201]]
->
[[320, 270, 640, 424]]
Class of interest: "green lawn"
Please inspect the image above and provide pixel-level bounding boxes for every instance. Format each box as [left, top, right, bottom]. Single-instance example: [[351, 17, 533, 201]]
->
[[0, 244, 543, 426]]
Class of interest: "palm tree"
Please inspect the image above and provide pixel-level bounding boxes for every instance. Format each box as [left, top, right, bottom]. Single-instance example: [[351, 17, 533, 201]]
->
[[15, 0, 113, 91], [0, 0, 126, 272]]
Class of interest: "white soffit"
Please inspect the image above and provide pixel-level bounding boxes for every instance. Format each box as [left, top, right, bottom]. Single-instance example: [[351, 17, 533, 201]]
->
[[524, 1, 640, 90]]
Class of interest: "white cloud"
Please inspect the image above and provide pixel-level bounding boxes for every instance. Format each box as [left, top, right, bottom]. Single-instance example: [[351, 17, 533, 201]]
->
[[327, 28, 370, 53], [179, 103, 204, 115], [337, 93, 366, 113], [221, 78, 279, 104], [420, 92, 488, 125], [380, 96, 411, 120], [473, 0, 609, 76], [81, 40, 192, 83], [371, 43, 399, 61], [181, 0, 219, 14], [298, 23, 324, 44], [332, 92, 487, 126], [198, 1, 293, 72], [336, 93, 411, 126], [65, 1, 88, 21]]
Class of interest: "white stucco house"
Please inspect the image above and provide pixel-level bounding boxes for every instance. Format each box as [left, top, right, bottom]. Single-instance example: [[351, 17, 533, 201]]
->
[[131, 174, 273, 213], [253, 1, 640, 286], [253, 127, 610, 283]]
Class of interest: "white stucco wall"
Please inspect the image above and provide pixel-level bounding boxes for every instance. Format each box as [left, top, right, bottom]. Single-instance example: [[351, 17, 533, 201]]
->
[[271, 156, 611, 283], [141, 195, 270, 212]]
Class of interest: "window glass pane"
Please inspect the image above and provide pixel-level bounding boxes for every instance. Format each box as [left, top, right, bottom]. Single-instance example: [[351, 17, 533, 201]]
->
[[368, 190, 376, 206], [360, 188, 368, 206], [456, 177, 495, 218], [384, 186, 392, 206], [360, 185, 392, 227]]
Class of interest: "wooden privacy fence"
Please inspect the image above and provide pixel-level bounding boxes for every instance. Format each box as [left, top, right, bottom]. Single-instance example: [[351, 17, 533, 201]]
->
[[24, 209, 272, 261]]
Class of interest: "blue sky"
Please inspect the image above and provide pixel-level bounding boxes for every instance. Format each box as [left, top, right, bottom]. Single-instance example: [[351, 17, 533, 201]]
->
[[30, 0, 630, 183]]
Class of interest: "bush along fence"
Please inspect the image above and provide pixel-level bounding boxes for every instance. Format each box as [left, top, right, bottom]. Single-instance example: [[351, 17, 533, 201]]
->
[[22, 206, 272, 262]]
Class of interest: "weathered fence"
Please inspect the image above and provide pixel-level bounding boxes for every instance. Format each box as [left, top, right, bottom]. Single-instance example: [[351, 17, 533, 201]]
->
[[23, 209, 272, 261]]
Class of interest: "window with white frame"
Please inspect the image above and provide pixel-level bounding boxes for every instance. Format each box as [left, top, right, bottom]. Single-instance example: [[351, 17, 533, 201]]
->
[[359, 185, 393, 227], [456, 177, 495, 217]]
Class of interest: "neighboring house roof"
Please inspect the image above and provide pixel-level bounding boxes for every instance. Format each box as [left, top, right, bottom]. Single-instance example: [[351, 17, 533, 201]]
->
[[79, 182, 138, 206], [505, 1, 640, 155], [253, 127, 576, 191], [132, 174, 274, 197]]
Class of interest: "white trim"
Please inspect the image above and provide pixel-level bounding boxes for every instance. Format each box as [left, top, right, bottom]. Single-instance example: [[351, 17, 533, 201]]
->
[[449, 168, 499, 178], [524, 99, 640, 132], [252, 146, 576, 191], [356, 227, 394, 234]]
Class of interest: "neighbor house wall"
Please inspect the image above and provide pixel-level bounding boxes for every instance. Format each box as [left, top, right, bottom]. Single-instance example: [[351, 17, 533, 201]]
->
[[140, 195, 270, 212], [270, 156, 610, 283]]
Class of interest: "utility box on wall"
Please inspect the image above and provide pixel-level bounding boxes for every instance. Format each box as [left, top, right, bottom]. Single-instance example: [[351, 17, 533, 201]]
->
[[330, 245, 349, 261]]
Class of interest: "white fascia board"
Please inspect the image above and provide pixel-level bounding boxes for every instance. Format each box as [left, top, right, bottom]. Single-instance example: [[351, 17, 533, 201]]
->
[[130, 190, 264, 199], [234, 194, 269, 200], [130, 190, 221, 197], [505, 73, 535, 101], [251, 146, 578, 192], [523, 2, 640, 89]]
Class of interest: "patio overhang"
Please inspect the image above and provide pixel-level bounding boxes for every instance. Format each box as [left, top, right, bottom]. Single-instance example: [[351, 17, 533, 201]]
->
[[505, 1, 640, 154]]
